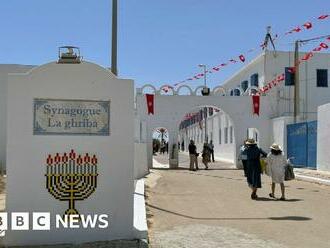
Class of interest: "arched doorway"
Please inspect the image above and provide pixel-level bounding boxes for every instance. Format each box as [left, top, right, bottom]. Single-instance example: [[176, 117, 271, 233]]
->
[[152, 127, 170, 168]]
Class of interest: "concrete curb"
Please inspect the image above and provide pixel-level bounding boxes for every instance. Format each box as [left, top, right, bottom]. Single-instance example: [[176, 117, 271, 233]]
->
[[133, 179, 149, 241], [295, 173, 330, 186]]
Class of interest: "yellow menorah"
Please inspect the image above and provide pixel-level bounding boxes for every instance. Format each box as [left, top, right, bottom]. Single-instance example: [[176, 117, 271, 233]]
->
[[45, 150, 98, 216]]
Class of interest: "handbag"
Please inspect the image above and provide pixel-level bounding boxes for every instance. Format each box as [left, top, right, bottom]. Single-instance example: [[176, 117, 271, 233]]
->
[[285, 164, 295, 181], [260, 159, 267, 174]]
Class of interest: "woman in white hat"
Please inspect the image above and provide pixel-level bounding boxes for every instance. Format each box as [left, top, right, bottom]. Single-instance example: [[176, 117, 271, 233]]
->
[[266, 143, 287, 200]]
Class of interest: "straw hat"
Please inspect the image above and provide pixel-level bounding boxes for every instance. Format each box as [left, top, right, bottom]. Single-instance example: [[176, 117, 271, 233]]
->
[[245, 139, 256, 145], [270, 143, 282, 151]]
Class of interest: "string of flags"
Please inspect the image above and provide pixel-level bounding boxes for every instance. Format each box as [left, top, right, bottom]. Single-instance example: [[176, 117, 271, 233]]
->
[[147, 37, 330, 117], [158, 13, 329, 93], [258, 36, 330, 95], [250, 36, 330, 116]]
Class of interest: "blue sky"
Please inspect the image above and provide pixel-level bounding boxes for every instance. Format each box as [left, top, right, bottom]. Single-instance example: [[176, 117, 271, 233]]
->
[[0, 0, 329, 89]]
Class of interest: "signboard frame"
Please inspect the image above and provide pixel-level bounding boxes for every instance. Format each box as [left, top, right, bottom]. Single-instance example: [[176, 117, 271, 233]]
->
[[33, 98, 110, 136]]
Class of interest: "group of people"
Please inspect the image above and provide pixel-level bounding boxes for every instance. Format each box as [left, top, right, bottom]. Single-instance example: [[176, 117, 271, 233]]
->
[[188, 140, 215, 171], [239, 139, 288, 200]]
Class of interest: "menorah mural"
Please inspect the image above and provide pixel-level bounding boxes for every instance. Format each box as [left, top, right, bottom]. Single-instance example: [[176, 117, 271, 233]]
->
[[45, 150, 98, 216]]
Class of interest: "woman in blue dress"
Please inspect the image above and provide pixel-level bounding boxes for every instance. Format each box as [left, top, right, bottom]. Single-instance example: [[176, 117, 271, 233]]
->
[[245, 139, 267, 200]]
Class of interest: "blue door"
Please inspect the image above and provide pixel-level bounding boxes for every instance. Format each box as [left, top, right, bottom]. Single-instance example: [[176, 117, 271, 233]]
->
[[287, 123, 307, 167], [307, 121, 317, 168], [287, 121, 317, 168]]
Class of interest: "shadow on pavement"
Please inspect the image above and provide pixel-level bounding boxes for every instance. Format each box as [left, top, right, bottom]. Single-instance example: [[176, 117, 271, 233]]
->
[[269, 216, 312, 221], [146, 203, 311, 221]]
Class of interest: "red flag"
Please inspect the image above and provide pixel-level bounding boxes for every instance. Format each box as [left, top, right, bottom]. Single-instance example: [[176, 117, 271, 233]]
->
[[301, 52, 313, 61], [292, 27, 302, 32], [313, 46, 322, 52], [145, 94, 154, 115], [252, 95, 260, 116], [303, 22, 312, 29], [220, 63, 227, 67], [318, 14, 329, 20], [320, 43, 329, 49], [239, 55, 246, 62], [213, 67, 220, 71], [277, 73, 285, 82]]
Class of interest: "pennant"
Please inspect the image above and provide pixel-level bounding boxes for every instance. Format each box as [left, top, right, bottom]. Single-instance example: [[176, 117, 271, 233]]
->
[[145, 94, 154, 115], [277, 73, 285, 82], [318, 14, 329, 20], [229, 59, 237, 63], [213, 67, 220, 71], [287, 67, 295, 73], [313, 46, 322, 52], [252, 95, 260, 116], [320, 43, 329, 49], [292, 27, 302, 32], [239, 55, 246, 62], [301, 52, 313, 61], [220, 63, 227, 67], [303, 22, 312, 29]]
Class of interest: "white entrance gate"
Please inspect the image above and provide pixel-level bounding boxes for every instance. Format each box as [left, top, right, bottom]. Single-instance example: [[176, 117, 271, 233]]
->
[[136, 84, 272, 169]]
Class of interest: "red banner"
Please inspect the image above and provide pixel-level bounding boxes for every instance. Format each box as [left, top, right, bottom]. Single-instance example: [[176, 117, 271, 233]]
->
[[145, 94, 154, 115], [252, 95, 260, 116]]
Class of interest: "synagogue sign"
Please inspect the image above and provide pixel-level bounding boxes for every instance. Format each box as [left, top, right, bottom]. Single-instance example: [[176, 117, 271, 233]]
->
[[33, 99, 110, 135]]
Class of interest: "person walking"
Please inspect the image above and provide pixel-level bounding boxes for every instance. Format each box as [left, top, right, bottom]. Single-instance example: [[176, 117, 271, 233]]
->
[[239, 140, 248, 177], [202, 143, 211, 170], [188, 140, 199, 171], [160, 139, 165, 154], [245, 139, 267, 200], [208, 140, 215, 162], [266, 144, 287, 200]]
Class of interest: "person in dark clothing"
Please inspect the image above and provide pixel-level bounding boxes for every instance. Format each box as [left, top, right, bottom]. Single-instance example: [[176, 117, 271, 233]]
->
[[188, 140, 198, 171], [239, 140, 248, 177], [208, 140, 215, 162], [245, 139, 267, 200]]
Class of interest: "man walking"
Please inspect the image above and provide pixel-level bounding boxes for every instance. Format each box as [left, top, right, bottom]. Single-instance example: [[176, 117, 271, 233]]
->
[[188, 140, 198, 171], [209, 140, 215, 162]]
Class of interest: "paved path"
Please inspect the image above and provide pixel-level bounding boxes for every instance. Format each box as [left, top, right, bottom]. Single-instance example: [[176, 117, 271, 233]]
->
[[146, 153, 330, 248]]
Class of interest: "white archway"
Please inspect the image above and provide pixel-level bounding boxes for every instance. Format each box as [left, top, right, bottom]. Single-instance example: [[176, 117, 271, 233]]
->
[[141, 84, 157, 95], [244, 86, 260, 96], [194, 85, 207, 95], [136, 92, 272, 170], [159, 85, 175, 95], [176, 85, 194, 95], [212, 86, 227, 96]]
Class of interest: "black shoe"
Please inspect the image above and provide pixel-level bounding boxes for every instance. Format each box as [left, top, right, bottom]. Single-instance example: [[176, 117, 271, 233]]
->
[[269, 193, 275, 198], [279, 197, 286, 201]]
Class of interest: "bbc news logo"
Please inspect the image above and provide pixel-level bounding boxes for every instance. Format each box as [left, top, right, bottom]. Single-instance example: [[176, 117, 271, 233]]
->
[[0, 212, 109, 236]]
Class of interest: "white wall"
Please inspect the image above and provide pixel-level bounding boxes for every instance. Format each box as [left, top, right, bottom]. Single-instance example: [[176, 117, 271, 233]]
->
[[271, 116, 294, 157], [134, 143, 148, 179], [317, 103, 330, 171], [5, 61, 135, 246], [0, 65, 34, 172]]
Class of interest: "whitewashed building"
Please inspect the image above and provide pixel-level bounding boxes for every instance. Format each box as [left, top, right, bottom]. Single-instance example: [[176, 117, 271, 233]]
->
[[178, 50, 330, 163]]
